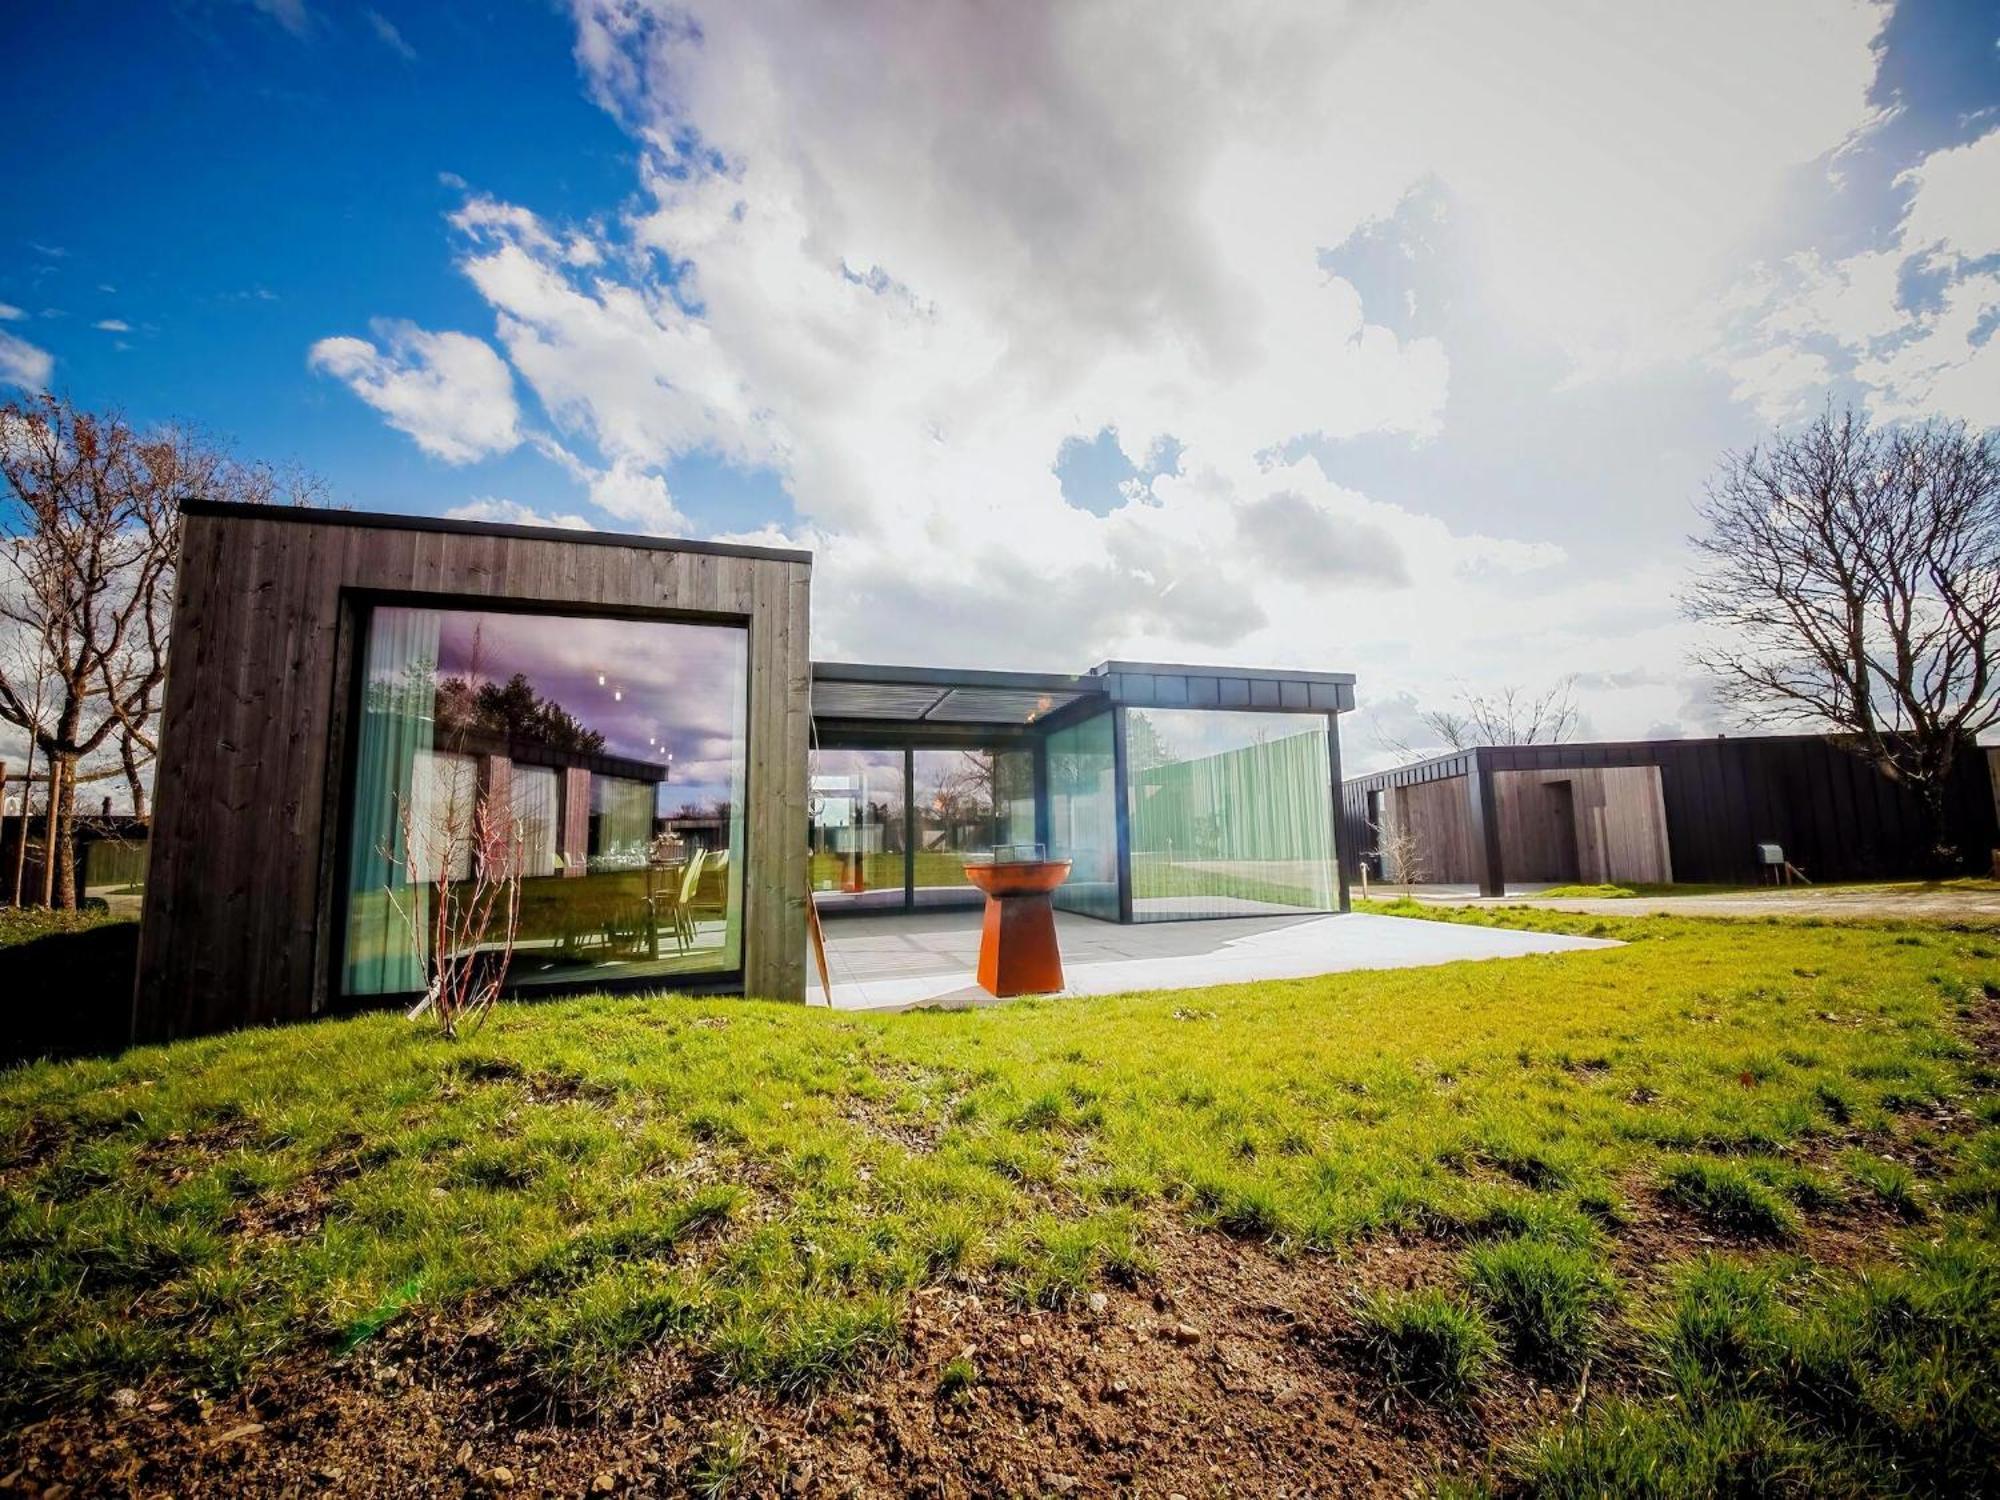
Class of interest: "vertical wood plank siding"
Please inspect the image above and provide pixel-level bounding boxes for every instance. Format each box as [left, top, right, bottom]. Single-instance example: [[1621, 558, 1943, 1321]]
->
[[1341, 736, 1999, 886], [135, 508, 811, 1041]]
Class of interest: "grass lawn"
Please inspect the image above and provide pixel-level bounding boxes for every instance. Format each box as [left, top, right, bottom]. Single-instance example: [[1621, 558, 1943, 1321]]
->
[[4, 906, 2000, 1494]]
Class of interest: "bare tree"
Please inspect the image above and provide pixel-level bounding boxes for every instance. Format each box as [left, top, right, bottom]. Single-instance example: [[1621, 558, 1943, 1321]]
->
[[1368, 812, 1428, 892], [389, 777, 524, 1040], [1682, 406, 2000, 864], [1381, 677, 1579, 761], [0, 394, 323, 906]]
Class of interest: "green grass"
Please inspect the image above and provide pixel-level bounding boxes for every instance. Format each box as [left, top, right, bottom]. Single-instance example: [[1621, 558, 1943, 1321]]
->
[[1463, 1236, 1614, 1375], [1657, 1158, 1801, 1240], [4, 904, 2000, 1490], [0, 905, 128, 949], [1354, 1286, 1497, 1401]]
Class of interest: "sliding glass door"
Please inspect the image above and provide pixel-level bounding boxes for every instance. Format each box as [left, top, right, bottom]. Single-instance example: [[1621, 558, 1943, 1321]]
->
[[812, 743, 1034, 911]]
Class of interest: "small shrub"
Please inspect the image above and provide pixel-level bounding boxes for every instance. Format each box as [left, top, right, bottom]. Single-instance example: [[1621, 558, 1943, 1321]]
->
[[1464, 1237, 1615, 1374], [688, 1424, 757, 1500], [936, 1354, 976, 1402], [1844, 1154, 1925, 1222], [1518, 1394, 1822, 1497], [1658, 1159, 1797, 1240], [1354, 1288, 1495, 1402]]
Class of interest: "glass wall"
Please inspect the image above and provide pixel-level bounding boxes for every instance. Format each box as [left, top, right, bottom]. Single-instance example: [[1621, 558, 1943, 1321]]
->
[[1046, 713, 1119, 919], [1123, 708, 1336, 921], [911, 747, 1034, 906], [808, 748, 907, 910], [341, 604, 749, 995]]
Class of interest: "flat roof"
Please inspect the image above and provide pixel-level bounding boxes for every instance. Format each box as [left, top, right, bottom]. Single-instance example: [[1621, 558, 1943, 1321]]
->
[[812, 657, 1356, 727], [1343, 732, 1898, 792], [811, 661, 1104, 727], [180, 497, 814, 566]]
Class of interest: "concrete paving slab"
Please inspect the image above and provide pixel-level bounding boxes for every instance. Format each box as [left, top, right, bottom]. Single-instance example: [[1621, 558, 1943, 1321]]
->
[[806, 908, 1619, 1011]]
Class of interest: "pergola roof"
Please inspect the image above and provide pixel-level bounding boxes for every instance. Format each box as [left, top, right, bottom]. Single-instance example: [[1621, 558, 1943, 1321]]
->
[[811, 658, 1356, 730], [810, 662, 1103, 727]]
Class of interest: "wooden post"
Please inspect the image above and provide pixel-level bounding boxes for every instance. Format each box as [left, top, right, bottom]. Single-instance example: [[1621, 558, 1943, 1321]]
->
[[8, 754, 29, 907], [41, 756, 61, 907]]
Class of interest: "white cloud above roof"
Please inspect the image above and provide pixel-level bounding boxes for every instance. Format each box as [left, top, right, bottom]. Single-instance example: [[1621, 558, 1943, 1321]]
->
[[308, 320, 522, 464], [311, 0, 1975, 764]]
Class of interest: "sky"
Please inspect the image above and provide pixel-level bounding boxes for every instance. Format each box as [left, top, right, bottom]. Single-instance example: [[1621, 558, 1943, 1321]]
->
[[3, 0, 1997, 777], [424, 605, 748, 812]]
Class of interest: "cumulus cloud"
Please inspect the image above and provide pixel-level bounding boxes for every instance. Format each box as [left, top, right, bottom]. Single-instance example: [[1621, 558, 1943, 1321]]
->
[[93, 318, 131, 333], [319, 0, 1913, 758], [1234, 491, 1410, 588], [446, 498, 595, 530], [0, 331, 54, 390], [588, 460, 689, 533], [309, 320, 521, 463], [1721, 124, 2000, 425]]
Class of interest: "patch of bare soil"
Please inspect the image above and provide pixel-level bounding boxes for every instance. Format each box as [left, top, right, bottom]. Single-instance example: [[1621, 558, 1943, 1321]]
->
[[2, 1220, 1585, 1500]]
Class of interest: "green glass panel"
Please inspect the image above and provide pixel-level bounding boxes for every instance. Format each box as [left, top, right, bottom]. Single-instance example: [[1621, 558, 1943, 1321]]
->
[[1046, 712, 1118, 919], [1125, 708, 1336, 922]]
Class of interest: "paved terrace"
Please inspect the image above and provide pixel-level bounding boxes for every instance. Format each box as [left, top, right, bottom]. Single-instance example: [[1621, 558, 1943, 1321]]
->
[[806, 908, 1618, 1011]]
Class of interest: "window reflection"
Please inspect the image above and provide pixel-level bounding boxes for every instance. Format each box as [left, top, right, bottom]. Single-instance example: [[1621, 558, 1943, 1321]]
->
[[342, 605, 749, 995], [808, 748, 907, 909]]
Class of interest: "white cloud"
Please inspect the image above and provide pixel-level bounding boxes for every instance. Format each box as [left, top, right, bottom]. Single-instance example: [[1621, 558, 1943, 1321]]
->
[[0, 304, 23, 321], [0, 331, 54, 390], [93, 318, 131, 333], [308, 319, 521, 463], [324, 0, 1908, 753], [246, 0, 311, 37], [1722, 123, 2000, 426], [365, 8, 417, 61], [446, 498, 596, 530], [1896, 128, 2000, 265], [588, 461, 689, 533]]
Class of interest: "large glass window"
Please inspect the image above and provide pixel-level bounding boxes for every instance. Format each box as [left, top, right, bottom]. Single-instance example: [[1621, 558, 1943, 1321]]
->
[[341, 604, 750, 995], [809, 749, 907, 910], [1124, 708, 1336, 921], [1046, 713, 1118, 919]]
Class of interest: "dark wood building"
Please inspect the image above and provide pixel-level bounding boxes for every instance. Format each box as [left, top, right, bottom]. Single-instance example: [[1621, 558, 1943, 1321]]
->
[[135, 501, 812, 1041], [1342, 735, 2000, 896]]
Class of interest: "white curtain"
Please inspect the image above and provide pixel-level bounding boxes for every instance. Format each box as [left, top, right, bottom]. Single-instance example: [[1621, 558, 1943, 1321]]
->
[[343, 606, 442, 995], [509, 765, 559, 878]]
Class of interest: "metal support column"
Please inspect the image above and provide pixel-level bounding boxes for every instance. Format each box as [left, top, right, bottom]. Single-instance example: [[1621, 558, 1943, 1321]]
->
[[1325, 713, 1350, 913], [1111, 707, 1134, 924]]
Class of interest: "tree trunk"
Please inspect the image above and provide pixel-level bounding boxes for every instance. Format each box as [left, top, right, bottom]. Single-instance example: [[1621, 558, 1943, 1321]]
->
[[121, 733, 149, 820], [1914, 777, 1959, 876], [54, 754, 79, 908]]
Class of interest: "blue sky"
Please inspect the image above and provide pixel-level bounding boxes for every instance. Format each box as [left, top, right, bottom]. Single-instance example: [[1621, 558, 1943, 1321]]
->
[[4, 1, 1997, 768]]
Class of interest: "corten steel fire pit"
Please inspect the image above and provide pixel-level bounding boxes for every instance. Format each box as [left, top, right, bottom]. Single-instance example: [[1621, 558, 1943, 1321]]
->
[[962, 847, 1072, 998]]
